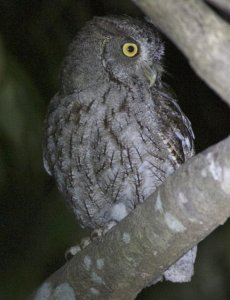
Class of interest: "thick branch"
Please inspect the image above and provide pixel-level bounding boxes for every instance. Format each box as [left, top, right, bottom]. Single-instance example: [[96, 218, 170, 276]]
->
[[132, 0, 230, 106], [206, 0, 230, 15], [29, 136, 230, 300]]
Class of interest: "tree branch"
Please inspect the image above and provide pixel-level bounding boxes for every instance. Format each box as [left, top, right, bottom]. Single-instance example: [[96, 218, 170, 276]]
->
[[132, 0, 230, 106], [206, 0, 230, 16], [29, 136, 230, 300]]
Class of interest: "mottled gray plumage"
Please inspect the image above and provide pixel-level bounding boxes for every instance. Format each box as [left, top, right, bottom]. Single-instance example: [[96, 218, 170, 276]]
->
[[43, 16, 196, 282]]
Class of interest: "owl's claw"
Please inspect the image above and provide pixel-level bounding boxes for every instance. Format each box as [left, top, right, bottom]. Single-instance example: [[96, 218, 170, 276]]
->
[[103, 220, 117, 234], [65, 221, 118, 261], [64, 238, 91, 261], [64, 238, 90, 261], [91, 220, 117, 239], [65, 245, 81, 260], [80, 237, 91, 249], [91, 228, 103, 240]]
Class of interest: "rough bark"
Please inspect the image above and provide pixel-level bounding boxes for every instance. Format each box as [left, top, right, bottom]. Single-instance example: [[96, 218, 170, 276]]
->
[[206, 0, 230, 15], [133, 0, 230, 106], [29, 136, 230, 300]]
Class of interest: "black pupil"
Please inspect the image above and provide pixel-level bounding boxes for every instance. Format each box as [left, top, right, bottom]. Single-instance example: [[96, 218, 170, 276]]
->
[[128, 45, 135, 52]]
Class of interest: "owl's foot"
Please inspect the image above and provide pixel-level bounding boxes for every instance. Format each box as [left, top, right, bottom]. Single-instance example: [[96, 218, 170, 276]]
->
[[91, 220, 117, 239], [65, 221, 118, 260], [104, 220, 118, 233], [64, 237, 91, 260], [65, 245, 81, 260], [80, 236, 91, 249]]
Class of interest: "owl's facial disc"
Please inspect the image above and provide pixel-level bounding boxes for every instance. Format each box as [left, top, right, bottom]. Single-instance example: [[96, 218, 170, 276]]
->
[[102, 38, 159, 88], [99, 18, 164, 88]]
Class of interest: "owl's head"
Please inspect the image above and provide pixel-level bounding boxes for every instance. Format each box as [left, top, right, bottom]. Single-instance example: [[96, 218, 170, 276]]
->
[[95, 15, 164, 87], [61, 15, 165, 93]]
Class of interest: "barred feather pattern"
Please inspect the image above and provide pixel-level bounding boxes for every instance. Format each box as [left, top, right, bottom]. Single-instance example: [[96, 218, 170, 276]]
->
[[44, 78, 194, 228]]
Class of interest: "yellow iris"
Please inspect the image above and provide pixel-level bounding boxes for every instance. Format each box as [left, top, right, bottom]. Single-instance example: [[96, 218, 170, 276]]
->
[[122, 43, 139, 58]]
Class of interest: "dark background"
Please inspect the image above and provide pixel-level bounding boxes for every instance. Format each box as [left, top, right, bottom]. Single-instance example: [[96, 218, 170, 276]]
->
[[0, 1, 229, 299]]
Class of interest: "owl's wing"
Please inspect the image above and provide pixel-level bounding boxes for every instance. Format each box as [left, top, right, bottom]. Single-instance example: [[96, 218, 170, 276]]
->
[[42, 94, 62, 177], [155, 88, 195, 166], [43, 92, 83, 178]]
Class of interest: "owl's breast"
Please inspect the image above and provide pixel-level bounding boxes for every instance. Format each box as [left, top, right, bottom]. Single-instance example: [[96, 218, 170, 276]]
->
[[47, 84, 193, 228], [89, 100, 177, 213]]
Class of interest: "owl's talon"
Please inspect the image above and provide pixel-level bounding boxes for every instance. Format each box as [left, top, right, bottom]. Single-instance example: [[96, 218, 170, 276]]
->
[[64, 236, 92, 260], [65, 245, 81, 261], [103, 220, 117, 234], [91, 228, 103, 240], [91, 221, 117, 240], [80, 237, 91, 249]]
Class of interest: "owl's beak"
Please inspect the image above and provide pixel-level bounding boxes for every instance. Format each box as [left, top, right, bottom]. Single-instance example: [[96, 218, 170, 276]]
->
[[142, 64, 157, 88]]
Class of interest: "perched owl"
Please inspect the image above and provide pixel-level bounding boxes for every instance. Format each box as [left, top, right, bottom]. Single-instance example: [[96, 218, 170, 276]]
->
[[43, 16, 196, 282]]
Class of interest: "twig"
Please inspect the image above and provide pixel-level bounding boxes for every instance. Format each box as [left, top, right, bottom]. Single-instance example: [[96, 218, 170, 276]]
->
[[206, 0, 230, 15]]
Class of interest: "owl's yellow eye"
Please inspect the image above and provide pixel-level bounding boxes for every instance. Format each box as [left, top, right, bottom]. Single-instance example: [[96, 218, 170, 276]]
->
[[122, 43, 139, 58]]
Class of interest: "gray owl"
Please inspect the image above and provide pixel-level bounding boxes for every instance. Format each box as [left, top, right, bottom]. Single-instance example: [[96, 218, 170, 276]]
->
[[43, 16, 197, 282]]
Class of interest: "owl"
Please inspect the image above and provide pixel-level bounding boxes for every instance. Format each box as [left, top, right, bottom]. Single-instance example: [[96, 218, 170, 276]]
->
[[43, 15, 196, 282]]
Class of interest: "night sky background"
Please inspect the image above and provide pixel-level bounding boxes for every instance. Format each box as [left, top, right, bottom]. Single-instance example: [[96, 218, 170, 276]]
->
[[0, 1, 230, 299]]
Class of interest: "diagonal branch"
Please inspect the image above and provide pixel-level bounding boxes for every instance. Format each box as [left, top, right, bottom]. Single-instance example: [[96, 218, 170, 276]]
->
[[132, 0, 230, 106], [28, 135, 230, 300], [206, 0, 230, 16]]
